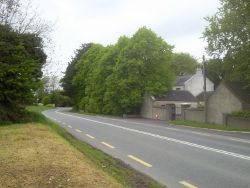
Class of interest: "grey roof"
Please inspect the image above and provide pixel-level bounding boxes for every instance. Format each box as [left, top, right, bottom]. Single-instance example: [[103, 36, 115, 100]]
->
[[155, 90, 197, 102], [196, 91, 214, 101], [223, 81, 250, 104], [173, 75, 192, 86]]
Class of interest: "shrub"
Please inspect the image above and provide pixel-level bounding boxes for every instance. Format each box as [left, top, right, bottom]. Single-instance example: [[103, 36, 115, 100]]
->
[[42, 96, 51, 105], [231, 110, 250, 118]]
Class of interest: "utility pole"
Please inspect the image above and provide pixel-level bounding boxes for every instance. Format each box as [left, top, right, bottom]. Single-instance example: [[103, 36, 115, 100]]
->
[[202, 55, 207, 123]]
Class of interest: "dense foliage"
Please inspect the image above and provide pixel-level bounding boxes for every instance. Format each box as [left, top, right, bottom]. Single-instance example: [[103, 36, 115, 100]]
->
[[205, 58, 224, 87], [0, 25, 46, 122], [171, 52, 198, 76], [231, 110, 250, 118], [62, 27, 174, 115], [60, 43, 92, 103], [203, 0, 250, 88], [42, 90, 72, 107]]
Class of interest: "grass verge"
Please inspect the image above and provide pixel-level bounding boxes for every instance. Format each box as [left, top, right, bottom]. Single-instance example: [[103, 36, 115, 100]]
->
[[0, 123, 122, 188], [25, 106, 165, 188], [170, 120, 250, 132]]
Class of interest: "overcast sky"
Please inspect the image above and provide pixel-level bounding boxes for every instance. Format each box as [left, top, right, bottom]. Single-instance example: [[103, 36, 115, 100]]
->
[[36, 0, 220, 76]]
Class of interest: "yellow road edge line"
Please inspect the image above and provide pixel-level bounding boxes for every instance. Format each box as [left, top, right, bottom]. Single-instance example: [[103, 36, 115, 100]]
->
[[67, 125, 72, 128], [179, 181, 198, 188], [75, 129, 82, 133], [128, 155, 152, 167], [101, 142, 115, 149], [86, 134, 95, 139]]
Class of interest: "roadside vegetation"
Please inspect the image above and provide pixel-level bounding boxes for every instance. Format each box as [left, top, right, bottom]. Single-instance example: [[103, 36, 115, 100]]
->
[[61, 28, 175, 115], [171, 120, 250, 132], [0, 105, 165, 188], [0, 123, 121, 188], [231, 110, 250, 119]]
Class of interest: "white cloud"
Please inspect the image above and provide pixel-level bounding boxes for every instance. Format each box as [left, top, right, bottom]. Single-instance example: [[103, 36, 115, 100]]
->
[[35, 0, 220, 76]]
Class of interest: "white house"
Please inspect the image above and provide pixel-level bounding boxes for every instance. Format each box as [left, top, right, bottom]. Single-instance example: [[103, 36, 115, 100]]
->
[[140, 68, 215, 120], [173, 68, 214, 97]]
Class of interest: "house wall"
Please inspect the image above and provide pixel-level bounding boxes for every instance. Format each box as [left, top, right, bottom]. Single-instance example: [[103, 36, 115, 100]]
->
[[140, 95, 196, 120], [242, 103, 250, 110], [207, 83, 242, 124], [185, 74, 214, 97]]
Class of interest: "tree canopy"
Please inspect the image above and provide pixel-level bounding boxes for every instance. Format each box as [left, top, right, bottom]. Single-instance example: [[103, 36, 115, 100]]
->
[[63, 27, 174, 115], [171, 52, 198, 76], [0, 0, 52, 37], [0, 25, 46, 122], [60, 43, 92, 102], [203, 0, 250, 87]]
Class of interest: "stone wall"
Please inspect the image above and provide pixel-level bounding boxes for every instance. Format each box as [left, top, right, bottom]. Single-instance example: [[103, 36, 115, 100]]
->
[[182, 108, 250, 129], [183, 108, 205, 123], [225, 116, 250, 129], [152, 107, 167, 120], [140, 94, 153, 119]]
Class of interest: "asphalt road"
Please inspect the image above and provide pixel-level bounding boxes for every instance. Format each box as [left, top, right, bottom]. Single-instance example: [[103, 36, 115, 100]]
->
[[43, 108, 250, 188]]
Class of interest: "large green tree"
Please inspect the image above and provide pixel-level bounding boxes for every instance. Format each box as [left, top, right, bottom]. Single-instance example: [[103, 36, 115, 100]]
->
[[73, 44, 107, 112], [171, 53, 198, 76], [70, 27, 174, 115], [61, 43, 92, 105], [205, 58, 224, 87], [104, 27, 174, 114], [0, 25, 46, 122], [203, 0, 250, 87]]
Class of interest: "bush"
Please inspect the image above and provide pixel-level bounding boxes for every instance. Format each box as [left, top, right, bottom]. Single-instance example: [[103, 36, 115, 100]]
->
[[42, 91, 72, 107], [231, 110, 250, 118], [42, 96, 51, 105], [45, 104, 55, 108]]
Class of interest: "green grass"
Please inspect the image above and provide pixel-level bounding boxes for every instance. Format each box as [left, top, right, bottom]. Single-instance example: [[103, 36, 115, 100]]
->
[[170, 120, 250, 132], [26, 106, 165, 188], [0, 123, 122, 188]]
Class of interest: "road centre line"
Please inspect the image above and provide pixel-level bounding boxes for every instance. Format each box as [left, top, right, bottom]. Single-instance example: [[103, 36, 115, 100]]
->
[[98, 117, 222, 137], [86, 134, 95, 139], [229, 137, 250, 144], [75, 129, 82, 133], [98, 116, 250, 142], [55, 111, 250, 161], [179, 181, 198, 188], [128, 155, 152, 167], [101, 142, 115, 149]]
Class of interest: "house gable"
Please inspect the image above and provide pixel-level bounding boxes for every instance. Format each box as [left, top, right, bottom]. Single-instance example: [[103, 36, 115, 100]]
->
[[172, 69, 214, 97], [207, 82, 242, 124], [184, 71, 214, 97]]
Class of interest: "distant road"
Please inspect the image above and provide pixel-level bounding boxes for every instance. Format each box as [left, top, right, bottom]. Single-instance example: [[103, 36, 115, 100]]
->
[[43, 108, 250, 188]]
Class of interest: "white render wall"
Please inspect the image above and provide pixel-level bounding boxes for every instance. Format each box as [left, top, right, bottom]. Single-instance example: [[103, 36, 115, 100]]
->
[[184, 71, 214, 97]]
